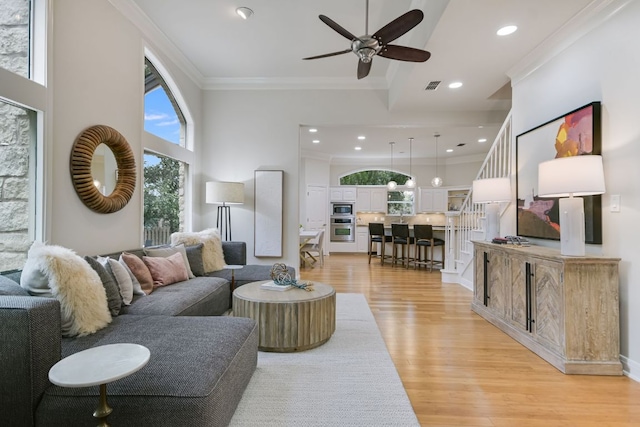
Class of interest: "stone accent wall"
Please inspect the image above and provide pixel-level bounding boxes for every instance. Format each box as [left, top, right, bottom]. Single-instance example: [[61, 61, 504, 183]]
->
[[1, 0, 31, 270]]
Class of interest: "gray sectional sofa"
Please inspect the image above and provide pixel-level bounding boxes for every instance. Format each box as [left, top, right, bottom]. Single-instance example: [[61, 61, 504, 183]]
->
[[0, 241, 295, 427]]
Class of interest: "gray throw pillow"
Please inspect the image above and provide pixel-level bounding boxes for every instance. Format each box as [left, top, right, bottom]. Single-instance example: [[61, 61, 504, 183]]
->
[[185, 243, 205, 277], [0, 275, 30, 296], [84, 256, 122, 316]]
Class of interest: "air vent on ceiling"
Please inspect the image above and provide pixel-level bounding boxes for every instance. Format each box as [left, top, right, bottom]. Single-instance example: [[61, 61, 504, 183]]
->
[[424, 81, 441, 91], [457, 143, 466, 147]]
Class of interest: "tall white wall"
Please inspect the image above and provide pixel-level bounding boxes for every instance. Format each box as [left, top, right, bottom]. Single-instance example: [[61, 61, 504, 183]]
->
[[510, 0, 640, 376], [50, 0, 201, 255]]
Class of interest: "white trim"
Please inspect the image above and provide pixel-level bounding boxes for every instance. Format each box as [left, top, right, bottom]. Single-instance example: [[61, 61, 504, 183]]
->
[[202, 76, 388, 91], [620, 355, 640, 383], [508, 0, 634, 85]]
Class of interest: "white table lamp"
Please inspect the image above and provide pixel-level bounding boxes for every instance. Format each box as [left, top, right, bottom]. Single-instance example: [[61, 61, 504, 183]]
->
[[206, 181, 244, 241], [538, 155, 605, 256], [472, 177, 511, 241]]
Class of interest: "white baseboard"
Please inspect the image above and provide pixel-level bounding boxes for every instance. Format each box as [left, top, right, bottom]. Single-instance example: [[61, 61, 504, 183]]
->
[[620, 355, 640, 382], [440, 270, 473, 291]]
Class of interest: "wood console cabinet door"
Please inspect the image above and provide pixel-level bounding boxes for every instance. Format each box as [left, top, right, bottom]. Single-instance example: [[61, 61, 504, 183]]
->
[[509, 256, 563, 355], [472, 241, 621, 376]]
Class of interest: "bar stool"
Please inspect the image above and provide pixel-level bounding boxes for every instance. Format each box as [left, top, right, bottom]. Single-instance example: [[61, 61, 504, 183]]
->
[[412, 224, 445, 271], [391, 223, 411, 268], [368, 223, 390, 265]]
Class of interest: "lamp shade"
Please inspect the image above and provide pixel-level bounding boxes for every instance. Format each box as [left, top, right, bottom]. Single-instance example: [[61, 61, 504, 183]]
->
[[472, 177, 511, 203], [205, 181, 244, 204], [538, 155, 605, 197]]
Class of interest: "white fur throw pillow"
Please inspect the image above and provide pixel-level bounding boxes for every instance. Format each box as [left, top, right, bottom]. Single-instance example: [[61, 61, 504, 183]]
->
[[20, 241, 111, 337], [171, 228, 226, 273]]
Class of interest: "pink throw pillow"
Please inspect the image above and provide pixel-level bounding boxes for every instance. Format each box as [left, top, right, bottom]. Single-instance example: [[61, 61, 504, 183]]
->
[[121, 252, 154, 295], [143, 252, 189, 288]]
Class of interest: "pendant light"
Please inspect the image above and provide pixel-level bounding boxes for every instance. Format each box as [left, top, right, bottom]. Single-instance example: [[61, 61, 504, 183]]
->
[[431, 133, 443, 187], [405, 137, 416, 188], [387, 142, 397, 190]]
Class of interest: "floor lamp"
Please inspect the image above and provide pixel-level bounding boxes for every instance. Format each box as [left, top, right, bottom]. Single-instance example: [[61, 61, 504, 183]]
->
[[538, 155, 605, 256], [472, 177, 511, 241], [205, 181, 244, 241]]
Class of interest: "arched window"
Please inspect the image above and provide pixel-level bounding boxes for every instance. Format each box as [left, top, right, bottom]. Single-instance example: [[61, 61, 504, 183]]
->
[[143, 54, 193, 245], [340, 170, 411, 186]]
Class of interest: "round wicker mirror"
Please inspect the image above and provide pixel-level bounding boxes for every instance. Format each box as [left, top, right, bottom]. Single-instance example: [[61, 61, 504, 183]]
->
[[70, 125, 136, 213]]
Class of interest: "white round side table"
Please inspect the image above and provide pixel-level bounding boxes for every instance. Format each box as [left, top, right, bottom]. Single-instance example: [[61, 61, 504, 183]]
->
[[49, 343, 150, 427]]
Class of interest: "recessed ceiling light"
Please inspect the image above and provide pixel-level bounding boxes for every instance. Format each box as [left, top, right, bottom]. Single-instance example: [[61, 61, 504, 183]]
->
[[478, 138, 487, 143], [236, 7, 254, 20], [478, 125, 484, 129], [309, 128, 317, 133], [448, 82, 463, 89], [312, 139, 320, 144], [446, 149, 453, 153], [357, 135, 366, 140], [354, 146, 362, 151], [497, 25, 517, 36]]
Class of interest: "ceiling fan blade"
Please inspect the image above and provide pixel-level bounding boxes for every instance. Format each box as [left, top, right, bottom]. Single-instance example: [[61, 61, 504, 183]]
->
[[303, 49, 352, 60], [319, 15, 358, 41], [373, 9, 424, 45], [357, 60, 372, 80], [378, 45, 431, 62]]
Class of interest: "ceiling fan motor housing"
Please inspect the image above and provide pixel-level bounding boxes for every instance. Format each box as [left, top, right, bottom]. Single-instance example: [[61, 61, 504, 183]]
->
[[352, 36, 381, 63]]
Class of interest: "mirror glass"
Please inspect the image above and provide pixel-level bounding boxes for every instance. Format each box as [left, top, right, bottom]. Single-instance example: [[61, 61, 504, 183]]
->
[[91, 143, 117, 196]]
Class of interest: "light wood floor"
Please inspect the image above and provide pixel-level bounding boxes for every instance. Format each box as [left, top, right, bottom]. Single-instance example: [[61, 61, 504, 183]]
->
[[300, 253, 640, 427]]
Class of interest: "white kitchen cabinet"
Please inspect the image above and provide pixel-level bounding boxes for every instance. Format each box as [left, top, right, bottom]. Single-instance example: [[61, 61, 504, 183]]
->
[[356, 187, 387, 212], [356, 227, 369, 252], [330, 186, 356, 202], [418, 188, 447, 213]]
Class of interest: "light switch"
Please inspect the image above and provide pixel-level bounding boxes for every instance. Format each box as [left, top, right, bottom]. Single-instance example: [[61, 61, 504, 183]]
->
[[610, 194, 621, 213]]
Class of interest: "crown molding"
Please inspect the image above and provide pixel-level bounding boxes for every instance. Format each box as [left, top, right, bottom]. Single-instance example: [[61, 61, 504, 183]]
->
[[108, 0, 205, 88], [202, 76, 389, 91], [508, 0, 633, 85]]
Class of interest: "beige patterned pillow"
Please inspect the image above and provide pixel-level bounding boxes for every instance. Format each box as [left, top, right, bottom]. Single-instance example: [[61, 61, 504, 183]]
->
[[171, 228, 226, 273]]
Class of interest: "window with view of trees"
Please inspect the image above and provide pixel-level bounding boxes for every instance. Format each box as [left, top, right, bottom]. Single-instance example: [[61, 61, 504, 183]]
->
[[340, 170, 411, 186], [143, 55, 190, 246], [339, 169, 415, 215]]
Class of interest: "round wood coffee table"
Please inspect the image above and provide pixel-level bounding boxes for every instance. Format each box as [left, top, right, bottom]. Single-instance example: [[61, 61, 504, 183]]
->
[[233, 281, 336, 352]]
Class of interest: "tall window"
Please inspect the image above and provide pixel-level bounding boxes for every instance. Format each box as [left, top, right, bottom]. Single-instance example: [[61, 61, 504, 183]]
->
[[144, 59, 185, 146], [143, 54, 191, 246], [143, 153, 186, 246], [0, 0, 43, 271]]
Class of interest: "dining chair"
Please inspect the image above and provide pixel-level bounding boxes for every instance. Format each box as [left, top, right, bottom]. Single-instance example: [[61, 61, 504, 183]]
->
[[368, 223, 390, 265], [391, 223, 412, 268], [300, 230, 325, 267], [412, 224, 445, 271]]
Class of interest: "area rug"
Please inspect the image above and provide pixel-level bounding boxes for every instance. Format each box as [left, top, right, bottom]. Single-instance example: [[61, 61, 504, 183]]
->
[[229, 293, 420, 426]]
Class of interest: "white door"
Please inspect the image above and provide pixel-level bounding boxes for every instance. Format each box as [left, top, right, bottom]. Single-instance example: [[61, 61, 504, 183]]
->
[[306, 185, 328, 252]]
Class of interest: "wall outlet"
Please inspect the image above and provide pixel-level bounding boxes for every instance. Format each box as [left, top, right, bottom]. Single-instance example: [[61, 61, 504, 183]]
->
[[610, 194, 621, 213]]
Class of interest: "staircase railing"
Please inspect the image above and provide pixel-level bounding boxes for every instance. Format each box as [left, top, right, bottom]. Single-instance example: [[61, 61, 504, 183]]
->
[[443, 110, 512, 281]]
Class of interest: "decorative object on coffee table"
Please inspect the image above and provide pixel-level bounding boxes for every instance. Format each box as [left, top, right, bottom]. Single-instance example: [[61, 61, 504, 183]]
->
[[233, 281, 336, 352], [270, 263, 314, 291], [49, 343, 150, 427]]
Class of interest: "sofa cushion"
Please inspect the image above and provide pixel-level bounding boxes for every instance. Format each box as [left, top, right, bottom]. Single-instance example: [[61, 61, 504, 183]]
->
[[37, 314, 258, 427], [107, 258, 134, 305], [144, 244, 195, 279], [0, 275, 29, 296], [171, 228, 226, 273], [118, 255, 145, 296], [20, 241, 111, 337], [143, 252, 189, 288], [84, 256, 122, 317], [121, 252, 154, 295], [121, 276, 230, 316], [185, 243, 205, 277]]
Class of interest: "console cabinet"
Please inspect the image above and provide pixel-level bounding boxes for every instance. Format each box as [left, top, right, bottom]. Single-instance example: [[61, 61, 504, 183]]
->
[[472, 241, 621, 375]]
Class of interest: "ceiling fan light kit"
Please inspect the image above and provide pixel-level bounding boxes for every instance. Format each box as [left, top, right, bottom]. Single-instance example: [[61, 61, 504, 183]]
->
[[303, 0, 432, 79]]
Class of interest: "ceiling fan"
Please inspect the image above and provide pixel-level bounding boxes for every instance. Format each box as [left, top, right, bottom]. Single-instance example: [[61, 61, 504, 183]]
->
[[303, 0, 431, 79]]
